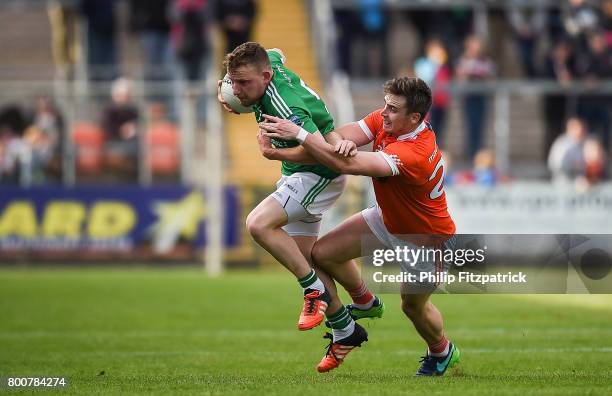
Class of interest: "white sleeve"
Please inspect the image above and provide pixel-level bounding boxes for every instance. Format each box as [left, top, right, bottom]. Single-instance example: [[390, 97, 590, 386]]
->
[[357, 119, 375, 141], [378, 151, 400, 176]]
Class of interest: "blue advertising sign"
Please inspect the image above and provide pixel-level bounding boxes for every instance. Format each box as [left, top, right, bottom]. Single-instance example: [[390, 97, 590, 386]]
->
[[0, 186, 239, 261]]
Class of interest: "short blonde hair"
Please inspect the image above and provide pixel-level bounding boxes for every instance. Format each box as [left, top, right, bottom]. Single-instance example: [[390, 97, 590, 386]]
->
[[223, 42, 271, 72]]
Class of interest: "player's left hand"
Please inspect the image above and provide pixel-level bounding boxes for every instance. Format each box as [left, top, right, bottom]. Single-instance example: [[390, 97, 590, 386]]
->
[[259, 114, 299, 141], [335, 139, 357, 157]]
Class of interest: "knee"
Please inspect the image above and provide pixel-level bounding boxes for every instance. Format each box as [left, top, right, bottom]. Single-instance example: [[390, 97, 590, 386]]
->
[[401, 298, 425, 320], [311, 242, 330, 268], [245, 210, 270, 241]]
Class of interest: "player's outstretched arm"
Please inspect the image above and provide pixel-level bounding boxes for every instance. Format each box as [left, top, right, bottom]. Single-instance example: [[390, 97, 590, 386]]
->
[[303, 133, 393, 177], [260, 115, 393, 177], [325, 122, 374, 157], [256, 125, 355, 164], [333, 122, 374, 147]]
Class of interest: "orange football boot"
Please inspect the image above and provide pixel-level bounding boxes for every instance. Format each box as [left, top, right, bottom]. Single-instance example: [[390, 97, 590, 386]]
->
[[298, 290, 329, 331], [317, 323, 368, 373]]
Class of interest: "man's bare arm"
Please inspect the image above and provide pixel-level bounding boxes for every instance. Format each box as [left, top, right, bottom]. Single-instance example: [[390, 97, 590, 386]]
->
[[265, 123, 373, 161], [259, 114, 393, 177], [257, 129, 345, 165], [332, 122, 375, 147], [300, 132, 394, 177]]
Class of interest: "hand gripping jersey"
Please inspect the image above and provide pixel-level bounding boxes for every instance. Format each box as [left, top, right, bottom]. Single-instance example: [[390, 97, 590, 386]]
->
[[358, 109, 456, 236], [253, 50, 339, 180]]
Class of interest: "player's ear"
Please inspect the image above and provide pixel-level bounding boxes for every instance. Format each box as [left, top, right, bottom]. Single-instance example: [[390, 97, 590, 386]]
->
[[262, 68, 272, 84], [408, 112, 421, 124]]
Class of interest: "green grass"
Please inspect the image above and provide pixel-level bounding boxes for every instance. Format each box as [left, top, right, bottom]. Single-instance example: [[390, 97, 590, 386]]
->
[[1, 268, 611, 395]]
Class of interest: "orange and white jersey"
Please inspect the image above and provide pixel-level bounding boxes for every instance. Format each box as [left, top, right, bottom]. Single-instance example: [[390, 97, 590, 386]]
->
[[358, 109, 456, 236]]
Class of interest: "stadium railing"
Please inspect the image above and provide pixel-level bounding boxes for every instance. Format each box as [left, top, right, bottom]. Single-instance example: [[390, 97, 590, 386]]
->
[[1, 78, 611, 184]]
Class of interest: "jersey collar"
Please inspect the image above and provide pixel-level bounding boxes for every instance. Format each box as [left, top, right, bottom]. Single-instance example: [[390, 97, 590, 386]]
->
[[396, 121, 426, 141]]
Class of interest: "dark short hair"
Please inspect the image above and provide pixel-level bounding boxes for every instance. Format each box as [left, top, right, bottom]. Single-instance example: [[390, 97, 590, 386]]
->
[[223, 42, 271, 72], [383, 77, 432, 122]]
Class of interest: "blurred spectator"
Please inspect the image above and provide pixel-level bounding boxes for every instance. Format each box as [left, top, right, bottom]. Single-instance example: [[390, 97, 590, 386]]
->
[[548, 116, 588, 184], [507, 2, 547, 78], [23, 96, 64, 183], [172, 0, 210, 82], [47, 0, 80, 80], [0, 105, 28, 139], [575, 31, 612, 151], [413, 39, 451, 144], [440, 150, 473, 187], [354, 0, 388, 77], [406, 9, 435, 57], [214, 0, 256, 55], [0, 105, 31, 185], [129, 0, 175, 112], [100, 78, 140, 178], [542, 40, 577, 155], [148, 101, 171, 126], [602, 0, 612, 47], [81, 0, 119, 82], [583, 138, 607, 184], [101, 78, 139, 141], [562, 0, 600, 56], [334, 9, 357, 75], [546, 39, 577, 85], [406, 7, 472, 62], [547, 6, 566, 45], [456, 35, 495, 160], [472, 148, 498, 187], [441, 149, 501, 187], [441, 8, 473, 64]]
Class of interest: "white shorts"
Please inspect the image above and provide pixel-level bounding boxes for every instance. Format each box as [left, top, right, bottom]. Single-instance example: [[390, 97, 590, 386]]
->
[[271, 172, 346, 237], [361, 205, 457, 286]]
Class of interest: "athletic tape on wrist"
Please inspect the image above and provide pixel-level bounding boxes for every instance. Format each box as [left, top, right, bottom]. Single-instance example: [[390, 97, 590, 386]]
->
[[296, 128, 309, 144]]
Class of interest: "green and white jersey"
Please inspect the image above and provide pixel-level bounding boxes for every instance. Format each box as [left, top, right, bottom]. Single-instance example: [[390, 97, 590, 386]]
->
[[253, 50, 339, 180]]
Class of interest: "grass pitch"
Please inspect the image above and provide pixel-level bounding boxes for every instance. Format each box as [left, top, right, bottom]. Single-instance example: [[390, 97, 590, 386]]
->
[[0, 268, 611, 395]]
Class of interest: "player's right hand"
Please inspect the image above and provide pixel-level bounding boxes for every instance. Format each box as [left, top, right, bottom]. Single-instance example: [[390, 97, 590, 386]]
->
[[257, 128, 276, 159], [217, 79, 239, 114], [334, 140, 357, 157]]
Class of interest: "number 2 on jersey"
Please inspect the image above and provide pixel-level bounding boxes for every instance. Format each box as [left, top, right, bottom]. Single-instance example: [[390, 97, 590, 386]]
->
[[428, 158, 446, 199]]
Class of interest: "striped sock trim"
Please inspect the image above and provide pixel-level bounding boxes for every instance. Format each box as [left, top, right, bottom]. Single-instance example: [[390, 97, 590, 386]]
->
[[298, 269, 317, 289], [428, 335, 449, 355], [326, 306, 347, 321], [347, 281, 375, 306], [327, 306, 353, 329]]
